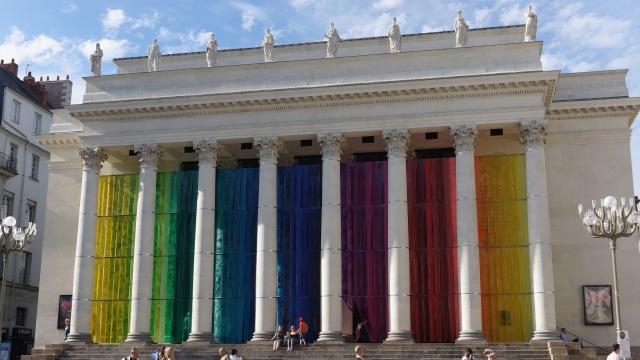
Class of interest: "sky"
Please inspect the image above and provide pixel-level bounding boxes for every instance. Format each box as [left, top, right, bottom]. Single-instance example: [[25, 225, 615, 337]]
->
[[0, 0, 639, 192]]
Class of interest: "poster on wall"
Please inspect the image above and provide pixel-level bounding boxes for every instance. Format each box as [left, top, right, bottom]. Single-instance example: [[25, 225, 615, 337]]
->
[[583, 285, 614, 325], [57, 295, 72, 330]]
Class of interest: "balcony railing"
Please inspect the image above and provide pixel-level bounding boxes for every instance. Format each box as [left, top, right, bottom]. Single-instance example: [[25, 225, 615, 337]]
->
[[0, 152, 17, 174]]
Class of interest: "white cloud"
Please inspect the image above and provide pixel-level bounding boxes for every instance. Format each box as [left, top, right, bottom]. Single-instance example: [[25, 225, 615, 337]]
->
[[0, 27, 64, 66], [473, 7, 492, 27], [499, 4, 525, 25], [79, 38, 131, 62], [290, 0, 316, 10], [132, 11, 160, 29], [557, 13, 631, 49], [372, 0, 404, 11], [421, 24, 445, 33], [158, 28, 213, 53], [343, 13, 407, 38], [61, 1, 78, 14], [232, 2, 268, 31], [102, 8, 127, 31]]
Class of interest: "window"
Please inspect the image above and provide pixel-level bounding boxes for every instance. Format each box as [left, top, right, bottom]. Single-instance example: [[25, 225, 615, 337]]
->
[[26, 200, 36, 223], [30, 154, 39, 180], [33, 113, 42, 135], [9, 143, 18, 168], [15, 307, 26, 326], [19, 252, 31, 285], [2, 192, 14, 217], [11, 100, 20, 124]]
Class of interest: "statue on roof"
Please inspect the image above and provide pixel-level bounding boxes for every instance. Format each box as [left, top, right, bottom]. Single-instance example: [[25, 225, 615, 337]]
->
[[388, 17, 401, 53], [90, 42, 103, 76], [148, 39, 160, 72], [262, 28, 275, 62], [324, 22, 342, 58], [524, 5, 538, 42], [454, 10, 468, 48], [206, 33, 218, 67]]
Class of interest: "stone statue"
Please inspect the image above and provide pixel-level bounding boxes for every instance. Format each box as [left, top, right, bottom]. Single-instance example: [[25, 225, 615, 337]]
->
[[206, 33, 217, 67], [454, 10, 468, 48], [262, 28, 275, 62], [324, 22, 342, 58], [524, 5, 538, 42], [388, 17, 401, 53], [90, 42, 103, 76], [147, 38, 160, 72]]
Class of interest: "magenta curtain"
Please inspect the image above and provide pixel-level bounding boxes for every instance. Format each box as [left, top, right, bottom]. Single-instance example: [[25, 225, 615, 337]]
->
[[341, 161, 388, 343], [407, 157, 459, 342]]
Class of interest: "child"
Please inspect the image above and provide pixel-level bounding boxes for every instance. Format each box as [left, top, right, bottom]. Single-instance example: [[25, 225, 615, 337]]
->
[[286, 325, 299, 351], [298, 316, 308, 346]]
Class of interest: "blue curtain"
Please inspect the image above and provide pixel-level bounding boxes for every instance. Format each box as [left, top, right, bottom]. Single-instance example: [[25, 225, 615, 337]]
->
[[276, 164, 322, 342], [213, 168, 259, 343]]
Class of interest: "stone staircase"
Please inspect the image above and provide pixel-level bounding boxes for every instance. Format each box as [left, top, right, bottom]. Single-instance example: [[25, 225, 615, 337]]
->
[[23, 342, 557, 360]]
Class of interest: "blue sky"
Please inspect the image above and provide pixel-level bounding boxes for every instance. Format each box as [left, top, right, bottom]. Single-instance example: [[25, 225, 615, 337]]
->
[[0, 0, 639, 192]]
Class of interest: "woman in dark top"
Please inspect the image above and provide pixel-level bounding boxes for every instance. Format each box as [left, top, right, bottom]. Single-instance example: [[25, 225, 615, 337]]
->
[[271, 325, 285, 351]]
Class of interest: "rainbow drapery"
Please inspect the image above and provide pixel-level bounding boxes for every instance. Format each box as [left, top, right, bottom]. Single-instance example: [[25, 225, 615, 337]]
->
[[341, 161, 388, 343], [476, 155, 533, 342], [276, 164, 322, 341], [91, 174, 138, 343], [150, 171, 198, 343], [212, 168, 259, 343], [407, 157, 459, 343]]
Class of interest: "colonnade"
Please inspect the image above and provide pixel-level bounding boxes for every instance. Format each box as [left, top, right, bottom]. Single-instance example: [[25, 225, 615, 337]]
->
[[67, 121, 557, 344]]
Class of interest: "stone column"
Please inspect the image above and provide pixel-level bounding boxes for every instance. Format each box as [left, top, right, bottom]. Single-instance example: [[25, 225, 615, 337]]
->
[[188, 140, 220, 342], [520, 120, 557, 341], [317, 133, 345, 343], [126, 144, 163, 343], [383, 128, 413, 343], [67, 146, 107, 342], [251, 136, 281, 341], [450, 125, 485, 342]]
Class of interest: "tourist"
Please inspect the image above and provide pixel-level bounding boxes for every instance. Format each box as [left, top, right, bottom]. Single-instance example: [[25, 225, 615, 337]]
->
[[355, 319, 368, 343], [164, 346, 174, 360], [607, 344, 623, 360], [218, 347, 230, 360], [462, 348, 476, 360], [63, 319, 70, 340], [355, 345, 365, 359], [271, 325, 285, 351], [230, 348, 242, 360], [298, 316, 308, 346], [483, 349, 496, 360], [286, 325, 299, 351], [152, 346, 165, 360], [559, 328, 569, 342], [121, 347, 139, 360]]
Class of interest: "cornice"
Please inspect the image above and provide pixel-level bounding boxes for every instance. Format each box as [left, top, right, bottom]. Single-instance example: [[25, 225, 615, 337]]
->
[[70, 76, 557, 123], [547, 97, 640, 125], [39, 136, 80, 148]]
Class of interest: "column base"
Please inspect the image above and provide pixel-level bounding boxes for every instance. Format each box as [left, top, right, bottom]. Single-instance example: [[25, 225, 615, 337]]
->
[[316, 331, 344, 343], [125, 332, 152, 343], [384, 331, 414, 343], [456, 330, 486, 343], [65, 333, 93, 343], [250, 331, 273, 342], [531, 330, 559, 343], [187, 332, 212, 343]]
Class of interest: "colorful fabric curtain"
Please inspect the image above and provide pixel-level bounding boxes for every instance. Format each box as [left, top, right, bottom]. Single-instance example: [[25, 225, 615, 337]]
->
[[407, 157, 459, 343], [341, 161, 388, 343], [91, 174, 138, 343], [213, 168, 259, 343], [276, 164, 322, 341], [476, 155, 533, 342], [150, 171, 198, 343]]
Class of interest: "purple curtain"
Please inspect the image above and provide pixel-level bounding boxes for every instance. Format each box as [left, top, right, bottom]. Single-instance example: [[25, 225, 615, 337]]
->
[[341, 161, 388, 343]]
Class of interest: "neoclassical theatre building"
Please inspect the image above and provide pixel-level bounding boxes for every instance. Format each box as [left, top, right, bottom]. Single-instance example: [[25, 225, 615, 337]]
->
[[35, 23, 640, 348]]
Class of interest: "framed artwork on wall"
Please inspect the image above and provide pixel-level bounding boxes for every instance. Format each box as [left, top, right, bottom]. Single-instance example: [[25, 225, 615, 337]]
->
[[57, 295, 72, 329], [583, 285, 614, 325]]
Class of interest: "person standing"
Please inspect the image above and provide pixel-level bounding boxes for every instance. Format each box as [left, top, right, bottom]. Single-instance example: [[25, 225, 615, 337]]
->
[[298, 316, 308, 346], [607, 344, 624, 360], [63, 318, 70, 340]]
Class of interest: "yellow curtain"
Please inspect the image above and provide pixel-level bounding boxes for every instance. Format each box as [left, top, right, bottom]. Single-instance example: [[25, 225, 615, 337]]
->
[[475, 155, 532, 342], [91, 174, 138, 343]]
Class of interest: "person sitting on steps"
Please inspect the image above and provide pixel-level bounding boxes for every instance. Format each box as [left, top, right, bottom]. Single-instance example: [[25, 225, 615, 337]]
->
[[271, 324, 285, 351]]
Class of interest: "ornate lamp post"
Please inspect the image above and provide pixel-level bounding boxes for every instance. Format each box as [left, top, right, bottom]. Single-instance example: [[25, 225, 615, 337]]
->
[[577, 196, 640, 336], [0, 215, 36, 334]]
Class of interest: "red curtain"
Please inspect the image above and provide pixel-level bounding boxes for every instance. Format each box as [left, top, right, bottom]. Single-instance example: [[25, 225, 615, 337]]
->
[[407, 157, 459, 342]]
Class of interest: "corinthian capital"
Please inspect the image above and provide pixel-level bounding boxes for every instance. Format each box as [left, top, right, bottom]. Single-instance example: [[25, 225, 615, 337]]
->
[[254, 136, 282, 163], [318, 133, 345, 161], [520, 119, 546, 147], [383, 128, 410, 158], [78, 146, 108, 172], [450, 125, 477, 152], [134, 144, 163, 169], [193, 139, 221, 165]]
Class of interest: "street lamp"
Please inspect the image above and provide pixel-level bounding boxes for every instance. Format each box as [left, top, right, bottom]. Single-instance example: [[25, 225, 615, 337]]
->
[[577, 196, 640, 336], [0, 215, 36, 336]]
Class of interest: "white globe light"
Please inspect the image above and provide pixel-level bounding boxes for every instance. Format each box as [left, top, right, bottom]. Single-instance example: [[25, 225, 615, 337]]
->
[[1, 217, 16, 227], [583, 212, 598, 226], [603, 196, 617, 209]]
